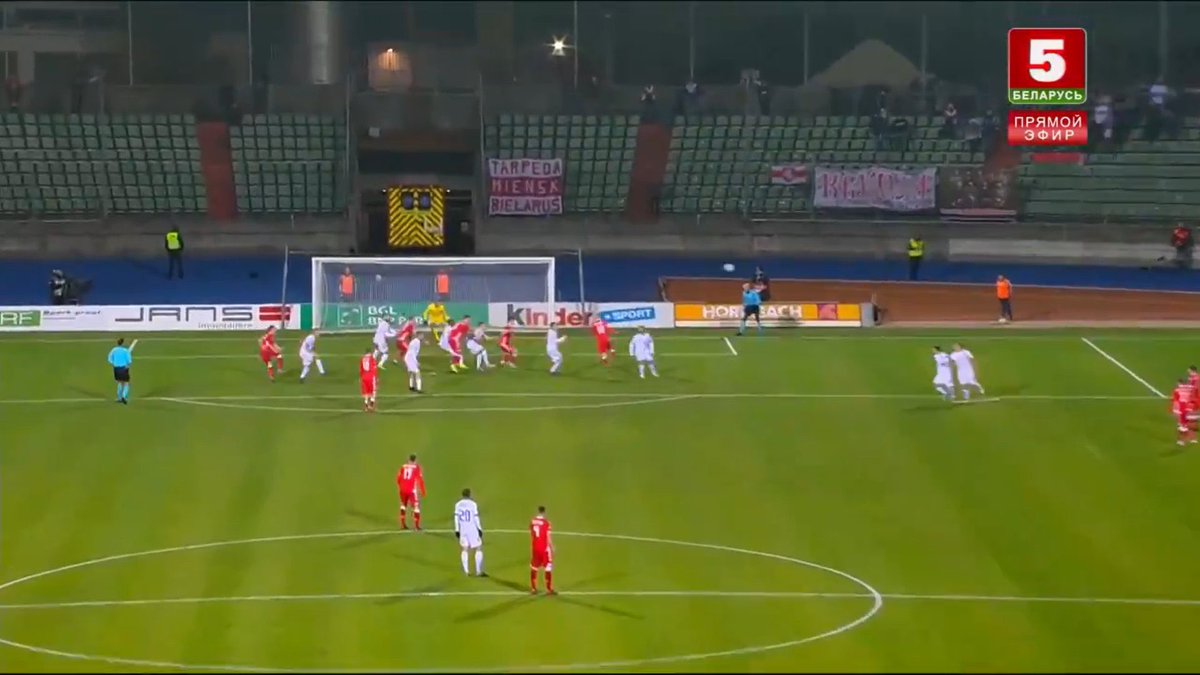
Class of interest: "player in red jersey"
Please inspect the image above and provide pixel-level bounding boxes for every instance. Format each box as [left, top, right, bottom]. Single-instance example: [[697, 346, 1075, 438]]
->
[[1171, 377, 1197, 445], [591, 317, 616, 366], [448, 316, 471, 373], [259, 326, 284, 380], [529, 505, 555, 594], [396, 317, 417, 359], [396, 454, 426, 530], [497, 321, 518, 367], [1188, 365, 1199, 396], [359, 347, 378, 412]]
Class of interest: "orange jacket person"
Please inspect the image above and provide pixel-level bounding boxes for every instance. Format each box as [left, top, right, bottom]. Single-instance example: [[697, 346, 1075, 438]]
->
[[996, 275, 1013, 323], [340, 267, 356, 302]]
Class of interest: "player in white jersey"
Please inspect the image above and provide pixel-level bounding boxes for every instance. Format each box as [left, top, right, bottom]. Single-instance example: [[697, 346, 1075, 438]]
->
[[373, 317, 395, 369], [404, 334, 423, 393], [546, 321, 567, 374], [453, 488, 485, 577], [629, 327, 659, 379], [466, 324, 492, 371], [437, 316, 454, 355], [950, 343, 986, 400], [931, 346, 953, 400], [298, 331, 325, 382]]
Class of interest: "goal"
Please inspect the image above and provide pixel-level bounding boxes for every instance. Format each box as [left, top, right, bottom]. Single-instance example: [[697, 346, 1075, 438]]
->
[[310, 256, 556, 332]]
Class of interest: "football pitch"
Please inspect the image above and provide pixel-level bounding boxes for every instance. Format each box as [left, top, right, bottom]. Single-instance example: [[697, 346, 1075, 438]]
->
[[3, 328, 1200, 672]]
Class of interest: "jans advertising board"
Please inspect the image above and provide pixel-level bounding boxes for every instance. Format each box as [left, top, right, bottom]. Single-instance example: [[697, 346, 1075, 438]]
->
[[673, 303, 864, 328], [487, 303, 675, 329], [0, 305, 299, 332]]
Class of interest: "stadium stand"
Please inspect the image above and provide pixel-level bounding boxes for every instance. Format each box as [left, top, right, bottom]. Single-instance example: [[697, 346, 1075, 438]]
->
[[485, 113, 637, 213], [662, 114, 985, 215], [230, 114, 347, 214], [1018, 119, 1200, 221], [0, 113, 205, 216]]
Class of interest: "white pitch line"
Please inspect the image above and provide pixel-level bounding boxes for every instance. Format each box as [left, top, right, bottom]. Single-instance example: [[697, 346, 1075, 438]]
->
[[0, 392, 1163, 405], [134, 352, 730, 361], [14, 333, 1200, 345], [4, 589, 1200, 611], [723, 336, 739, 356], [1081, 337, 1167, 399]]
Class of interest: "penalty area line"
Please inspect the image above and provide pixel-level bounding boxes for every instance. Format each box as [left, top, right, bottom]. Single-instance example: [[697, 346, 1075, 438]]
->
[[723, 337, 739, 356], [1080, 337, 1167, 399]]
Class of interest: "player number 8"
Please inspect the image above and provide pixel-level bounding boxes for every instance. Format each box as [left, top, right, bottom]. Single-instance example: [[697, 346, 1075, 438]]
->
[[1028, 38, 1066, 83]]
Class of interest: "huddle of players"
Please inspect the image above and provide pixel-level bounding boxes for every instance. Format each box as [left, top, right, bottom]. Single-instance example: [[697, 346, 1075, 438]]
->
[[1170, 366, 1200, 446], [258, 316, 661, 413], [397, 456, 556, 595], [931, 344, 986, 401]]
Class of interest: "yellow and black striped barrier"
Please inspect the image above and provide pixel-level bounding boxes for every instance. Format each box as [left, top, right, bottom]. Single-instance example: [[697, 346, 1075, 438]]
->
[[387, 186, 445, 249]]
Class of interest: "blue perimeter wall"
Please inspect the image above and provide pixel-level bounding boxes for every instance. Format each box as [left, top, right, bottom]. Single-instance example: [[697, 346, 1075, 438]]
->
[[5, 255, 1200, 305]]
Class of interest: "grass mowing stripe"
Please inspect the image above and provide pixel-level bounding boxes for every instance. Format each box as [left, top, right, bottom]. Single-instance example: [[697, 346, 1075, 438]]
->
[[1080, 337, 1168, 398]]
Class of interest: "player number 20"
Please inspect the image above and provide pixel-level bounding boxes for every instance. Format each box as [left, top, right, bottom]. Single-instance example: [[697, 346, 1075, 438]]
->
[[457, 509, 473, 522], [1027, 38, 1067, 83]]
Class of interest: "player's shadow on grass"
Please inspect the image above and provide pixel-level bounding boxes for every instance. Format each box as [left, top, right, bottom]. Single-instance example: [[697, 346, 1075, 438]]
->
[[456, 571, 641, 623]]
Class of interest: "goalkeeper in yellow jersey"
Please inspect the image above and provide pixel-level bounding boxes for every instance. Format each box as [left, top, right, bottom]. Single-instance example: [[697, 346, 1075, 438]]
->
[[423, 300, 449, 342]]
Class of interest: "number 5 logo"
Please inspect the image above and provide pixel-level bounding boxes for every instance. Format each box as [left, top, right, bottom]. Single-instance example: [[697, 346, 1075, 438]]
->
[[1008, 28, 1087, 105]]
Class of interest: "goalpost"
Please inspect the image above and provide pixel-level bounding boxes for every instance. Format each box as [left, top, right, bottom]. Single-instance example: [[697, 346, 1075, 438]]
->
[[310, 256, 557, 332]]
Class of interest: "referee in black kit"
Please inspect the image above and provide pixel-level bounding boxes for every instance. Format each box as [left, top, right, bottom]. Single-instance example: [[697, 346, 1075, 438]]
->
[[751, 266, 770, 301], [107, 338, 133, 404]]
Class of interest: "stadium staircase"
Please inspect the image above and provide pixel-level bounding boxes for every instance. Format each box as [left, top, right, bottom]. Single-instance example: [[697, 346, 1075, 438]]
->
[[624, 120, 672, 223], [196, 122, 236, 220]]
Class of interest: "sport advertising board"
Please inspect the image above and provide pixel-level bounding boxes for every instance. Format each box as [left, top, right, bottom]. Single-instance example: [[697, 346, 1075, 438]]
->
[[487, 303, 676, 329]]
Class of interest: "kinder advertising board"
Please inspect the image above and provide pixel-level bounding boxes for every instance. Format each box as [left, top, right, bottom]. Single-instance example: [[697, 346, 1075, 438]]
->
[[0, 305, 299, 332], [488, 303, 675, 329], [673, 303, 863, 328]]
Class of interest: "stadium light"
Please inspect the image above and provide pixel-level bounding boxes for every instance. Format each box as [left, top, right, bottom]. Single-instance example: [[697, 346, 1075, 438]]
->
[[550, 37, 568, 57]]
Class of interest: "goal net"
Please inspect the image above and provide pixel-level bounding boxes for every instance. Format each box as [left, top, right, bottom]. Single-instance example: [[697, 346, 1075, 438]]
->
[[310, 256, 556, 332]]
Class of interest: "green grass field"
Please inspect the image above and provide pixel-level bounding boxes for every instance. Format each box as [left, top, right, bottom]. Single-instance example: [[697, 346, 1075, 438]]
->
[[3, 328, 1200, 672]]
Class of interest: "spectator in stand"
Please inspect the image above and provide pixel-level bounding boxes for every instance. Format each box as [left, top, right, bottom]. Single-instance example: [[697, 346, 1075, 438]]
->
[[1092, 97, 1114, 150], [751, 266, 770, 301], [939, 101, 959, 140], [1145, 79, 1180, 141], [640, 85, 657, 121], [875, 87, 889, 115], [888, 115, 911, 152], [980, 109, 1000, 151], [870, 108, 889, 151], [1172, 223, 1194, 270], [756, 77, 771, 116], [4, 75, 21, 112], [676, 79, 703, 118]]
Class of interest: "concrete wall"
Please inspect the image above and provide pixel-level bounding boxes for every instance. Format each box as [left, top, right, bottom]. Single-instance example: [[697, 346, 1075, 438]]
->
[[0, 215, 352, 259], [477, 216, 1178, 267]]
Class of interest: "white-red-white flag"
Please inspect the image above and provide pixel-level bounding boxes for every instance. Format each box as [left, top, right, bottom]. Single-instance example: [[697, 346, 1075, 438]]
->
[[770, 164, 809, 185]]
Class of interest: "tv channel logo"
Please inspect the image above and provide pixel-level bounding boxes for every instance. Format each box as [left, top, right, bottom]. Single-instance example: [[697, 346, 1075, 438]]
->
[[1008, 28, 1087, 105]]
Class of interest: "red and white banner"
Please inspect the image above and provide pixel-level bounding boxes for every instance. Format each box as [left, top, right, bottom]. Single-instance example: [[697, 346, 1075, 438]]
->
[[487, 158, 564, 216], [813, 166, 937, 212], [770, 164, 809, 185]]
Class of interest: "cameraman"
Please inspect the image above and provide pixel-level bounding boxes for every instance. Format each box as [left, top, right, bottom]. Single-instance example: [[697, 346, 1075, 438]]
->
[[49, 270, 67, 305], [49, 270, 92, 305]]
